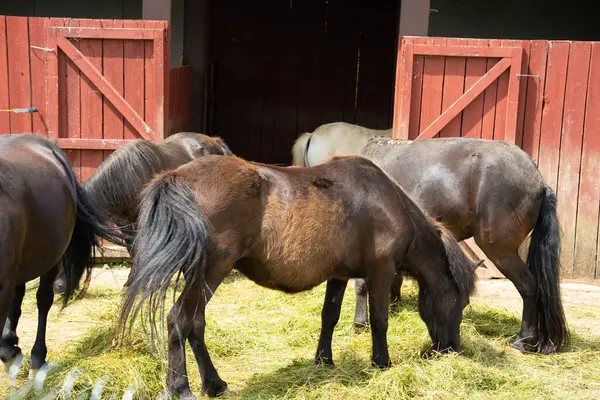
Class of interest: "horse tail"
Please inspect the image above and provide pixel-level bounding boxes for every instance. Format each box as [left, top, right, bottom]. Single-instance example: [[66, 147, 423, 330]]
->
[[527, 186, 569, 354], [60, 173, 130, 306], [118, 172, 208, 344], [291, 132, 313, 166]]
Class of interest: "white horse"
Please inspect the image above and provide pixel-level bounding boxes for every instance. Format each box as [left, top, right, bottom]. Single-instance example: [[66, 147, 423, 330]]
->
[[291, 122, 392, 166]]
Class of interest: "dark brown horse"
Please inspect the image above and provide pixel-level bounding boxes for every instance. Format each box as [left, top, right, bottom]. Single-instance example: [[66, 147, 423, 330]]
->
[[353, 136, 567, 355], [119, 154, 480, 399], [0, 134, 125, 385], [52, 132, 233, 293]]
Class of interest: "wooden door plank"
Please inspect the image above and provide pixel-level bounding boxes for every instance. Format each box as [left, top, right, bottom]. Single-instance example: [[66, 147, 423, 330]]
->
[[439, 38, 466, 138], [123, 20, 146, 140], [408, 37, 425, 140], [538, 41, 569, 192], [79, 19, 103, 181], [64, 19, 82, 180], [481, 40, 501, 140], [556, 42, 591, 277], [461, 39, 488, 138], [503, 41, 523, 144], [29, 17, 49, 136], [574, 43, 600, 280], [6, 16, 33, 133], [57, 37, 154, 141], [102, 19, 125, 161], [0, 16, 10, 134], [515, 40, 532, 147], [416, 57, 511, 140], [144, 21, 157, 143], [521, 40, 548, 163], [419, 37, 446, 139]]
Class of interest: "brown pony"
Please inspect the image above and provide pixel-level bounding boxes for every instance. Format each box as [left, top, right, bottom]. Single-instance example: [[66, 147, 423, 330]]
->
[[354, 136, 568, 355], [119, 154, 481, 398], [52, 132, 233, 293], [0, 134, 125, 384]]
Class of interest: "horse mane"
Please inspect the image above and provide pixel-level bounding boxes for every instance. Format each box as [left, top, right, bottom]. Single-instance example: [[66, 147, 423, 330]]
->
[[83, 140, 165, 222], [428, 218, 477, 298]]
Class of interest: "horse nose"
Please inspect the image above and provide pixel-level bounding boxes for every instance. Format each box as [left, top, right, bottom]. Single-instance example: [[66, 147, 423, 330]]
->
[[53, 279, 66, 294]]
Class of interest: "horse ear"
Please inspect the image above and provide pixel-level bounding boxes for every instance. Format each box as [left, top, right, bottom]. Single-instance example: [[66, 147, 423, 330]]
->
[[472, 259, 486, 270], [215, 137, 234, 156]]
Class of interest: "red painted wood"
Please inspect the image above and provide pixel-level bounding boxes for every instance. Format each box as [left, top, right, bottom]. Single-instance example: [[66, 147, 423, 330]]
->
[[521, 41, 548, 163], [461, 39, 488, 138], [56, 138, 132, 150], [417, 57, 511, 140], [103, 19, 125, 146], [6, 16, 33, 133], [439, 38, 466, 138], [538, 41, 570, 192], [154, 22, 168, 141], [408, 37, 425, 140], [0, 16, 9, 134], [555, 42, 591, 277], [419, 37, 446, 139], [79, 19, 103, 181], [144, 20, 157, 142], [575, 42, 600, 279], [123, 20, 146, 140], [491, 42, 510, 141], [28, 17, 48, 136], [481, 40, 502, 140], [58, 37, 153, 141], [63, 19, 82, 180], [503, 42, 523, 144], [53, 27, 154, 40], [413, 44, 516, 58], [393, 37, 415, 139], [515, 40, 531, 147]]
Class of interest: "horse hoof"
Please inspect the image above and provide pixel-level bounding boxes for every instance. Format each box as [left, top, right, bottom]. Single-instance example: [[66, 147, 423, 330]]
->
[[29, 363, 51, 392], [371, 357, 391, 369], [314, 357, 335, 367], [202, 378, 228, 398], [4, 352, 24, 381], [353, 321, 369, 331]]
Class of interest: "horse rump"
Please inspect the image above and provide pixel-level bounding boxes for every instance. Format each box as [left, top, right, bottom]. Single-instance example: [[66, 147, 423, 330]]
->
[[118, 171, 209, 345]]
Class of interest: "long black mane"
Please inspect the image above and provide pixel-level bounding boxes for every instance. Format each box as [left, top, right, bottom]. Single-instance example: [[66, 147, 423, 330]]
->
[[83, 140, 165, 223]]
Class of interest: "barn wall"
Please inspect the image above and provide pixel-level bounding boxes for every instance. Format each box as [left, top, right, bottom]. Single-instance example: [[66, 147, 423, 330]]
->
[[395, 36, 600, 280], [0, 0, 142, 19]]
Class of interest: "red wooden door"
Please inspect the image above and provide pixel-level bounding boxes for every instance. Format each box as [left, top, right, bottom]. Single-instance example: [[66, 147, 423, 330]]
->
[[43, 18, 170, 180], [392, 36, 523, 143]]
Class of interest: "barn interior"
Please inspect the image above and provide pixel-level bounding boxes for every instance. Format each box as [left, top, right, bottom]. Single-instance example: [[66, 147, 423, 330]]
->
[[1, 0, 598, 164]]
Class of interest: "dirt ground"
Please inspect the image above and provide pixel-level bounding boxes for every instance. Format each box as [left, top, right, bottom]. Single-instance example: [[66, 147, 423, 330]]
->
[[12, 267, 600, 357]]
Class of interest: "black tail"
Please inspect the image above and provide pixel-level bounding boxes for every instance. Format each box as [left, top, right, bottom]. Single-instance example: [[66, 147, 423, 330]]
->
[[526, 186, 569, 354], [61, 180, 130, 305], [118, 172, 209, 344]]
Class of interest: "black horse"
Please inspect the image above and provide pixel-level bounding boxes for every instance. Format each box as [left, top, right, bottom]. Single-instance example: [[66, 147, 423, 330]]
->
[[53, 132, 233, 293], [0, 134, 125, 383], [354, 136, 567, 355], [118, 154, 481, 398]]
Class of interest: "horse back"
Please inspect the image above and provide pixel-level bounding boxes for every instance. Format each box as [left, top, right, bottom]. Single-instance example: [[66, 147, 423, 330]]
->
[[361, 137, 545, 239]]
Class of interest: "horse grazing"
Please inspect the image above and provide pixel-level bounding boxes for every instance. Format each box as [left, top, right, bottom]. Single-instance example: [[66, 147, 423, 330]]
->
[[119, 154, 480, 398], [353, 136, 568, 355], [53, 132, 233, 293], [291, 122, 391, 167], [0, 134, 125, 384]]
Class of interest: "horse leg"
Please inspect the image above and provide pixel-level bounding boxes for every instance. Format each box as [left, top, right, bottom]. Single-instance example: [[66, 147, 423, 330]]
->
[[30, 267, 58, 381], [0, 281, 21, 379], [3, 284, 25, 349], [477, 245, 537, 352], [353, 279, 369, 328], [315, 279, 348, 366], [176, 261, 232, 398], [389, 273, 403, 312], [367, 261, 394, 368]]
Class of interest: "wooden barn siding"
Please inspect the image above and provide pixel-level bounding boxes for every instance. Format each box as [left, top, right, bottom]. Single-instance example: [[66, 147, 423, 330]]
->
[[398, 36, 600, 280], [0, 15, 175, 177], [168, 65, 192, 134]]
